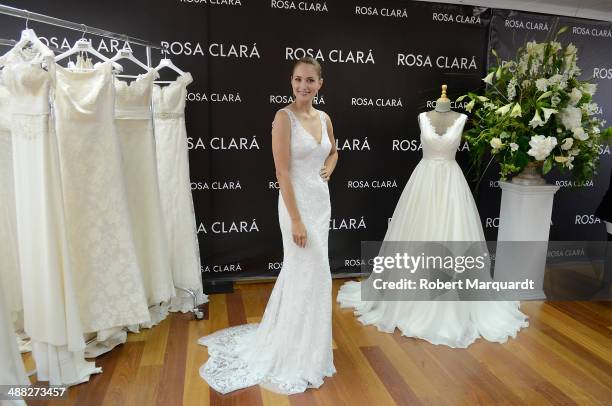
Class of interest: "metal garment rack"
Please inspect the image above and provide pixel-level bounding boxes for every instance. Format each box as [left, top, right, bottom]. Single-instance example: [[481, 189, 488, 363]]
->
[[0, 4, 204, 319], [0, 3, 161, 65]]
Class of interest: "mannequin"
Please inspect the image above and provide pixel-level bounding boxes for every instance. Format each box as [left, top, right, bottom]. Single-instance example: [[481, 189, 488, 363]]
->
[[426, 84, 462, 135]]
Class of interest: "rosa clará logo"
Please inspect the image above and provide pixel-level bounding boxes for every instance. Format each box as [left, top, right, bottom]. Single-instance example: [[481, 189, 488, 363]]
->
[[197, 219, 260, 234], [191, 180, 242, 190], [572, 26, 612, 38], [396, 53, 478, 70], [335, 137, 371, 151], [354, 6, 408, 18], [186, 92, 242, 103], [432, 12, 482, 24], [504, 19, 550, 31], [285, 47, 375, 64], [351, 97, 403, 107], [269, 95, 325, 105], [329, 217, 367, 230], [391, 139, 471, 152], [187, 136, 261, 150], [203, 262, 243, 273], [271, 0, 328, 12], [161, 41, 260, 58], [347, 179, 398, 189]]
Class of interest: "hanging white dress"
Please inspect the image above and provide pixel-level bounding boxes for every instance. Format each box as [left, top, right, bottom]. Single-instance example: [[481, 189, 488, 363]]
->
[[152, 73, 206, 311], [53, 61, 150, 334], [0, 274, 28, 406], [198, 108, 336, 395], [337, 112, 529, 348], [0, 69, 22, 330], [114, 69, 175, 321], [2, 45, 99, 385]]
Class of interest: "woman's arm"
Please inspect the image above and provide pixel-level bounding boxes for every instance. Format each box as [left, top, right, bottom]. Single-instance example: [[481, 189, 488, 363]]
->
[[320, 112, 338, 181], [272, 110, 308, 248]]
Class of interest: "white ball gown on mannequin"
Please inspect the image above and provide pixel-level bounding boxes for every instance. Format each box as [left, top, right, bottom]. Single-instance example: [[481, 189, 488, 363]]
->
[[338, 112, 529, 348]]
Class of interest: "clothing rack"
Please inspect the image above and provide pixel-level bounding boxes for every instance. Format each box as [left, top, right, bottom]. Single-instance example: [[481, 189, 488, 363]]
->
[[0, 3, 162, 66], [0, 4, 203, 320]]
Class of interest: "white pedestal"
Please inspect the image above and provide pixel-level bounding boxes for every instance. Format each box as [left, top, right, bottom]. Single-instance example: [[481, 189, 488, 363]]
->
[[494, 181, 560, 300]]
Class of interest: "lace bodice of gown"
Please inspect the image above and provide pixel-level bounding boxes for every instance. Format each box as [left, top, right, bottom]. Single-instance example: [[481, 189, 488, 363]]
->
[[2, 48, 54, 115], [152, 73, 192, 116], [418, 112, 467, 161], [114, 70, 159, 119]]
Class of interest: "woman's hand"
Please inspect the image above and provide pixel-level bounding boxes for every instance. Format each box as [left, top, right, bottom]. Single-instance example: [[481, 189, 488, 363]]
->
[[292, 219, 307, 248], [320, 165, 333, 182]]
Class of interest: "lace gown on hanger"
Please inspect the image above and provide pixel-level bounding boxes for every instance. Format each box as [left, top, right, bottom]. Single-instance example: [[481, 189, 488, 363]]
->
[[0, 70, 22, 328], [198, 108, 336, 395], [115, 69, 175, 321], [152, 73, 206, 311], [53, 61, 150, 334], [0, 274, 29, 406], [338, 112, 529, 348], [2, 45, 99, 385]]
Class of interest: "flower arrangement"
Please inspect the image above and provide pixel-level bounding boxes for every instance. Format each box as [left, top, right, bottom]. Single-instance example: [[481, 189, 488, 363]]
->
[[459, 28, 611, 183]]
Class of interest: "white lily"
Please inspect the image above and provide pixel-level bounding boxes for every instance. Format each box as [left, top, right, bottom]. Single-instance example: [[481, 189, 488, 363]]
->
[[482, 71, 495, 85], [510, 142, 519, 152], [541, 107, 557, 124], [495, 103, 513, 116], [529, 110, 544, 128], [537, 91, 552, 101], [466, 100, 475, 112], [510, 103, 522, 118]]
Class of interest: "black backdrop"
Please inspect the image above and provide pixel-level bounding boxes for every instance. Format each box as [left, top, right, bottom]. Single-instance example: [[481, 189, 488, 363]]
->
[[1, 1, 610, 282]]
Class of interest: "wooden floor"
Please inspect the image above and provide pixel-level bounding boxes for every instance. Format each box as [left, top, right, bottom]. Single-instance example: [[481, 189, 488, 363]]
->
[[25, 279, 612, 406]]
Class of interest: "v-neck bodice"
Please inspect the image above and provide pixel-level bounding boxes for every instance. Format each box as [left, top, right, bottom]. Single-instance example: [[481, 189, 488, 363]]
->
[[418, 112, 467, 161]]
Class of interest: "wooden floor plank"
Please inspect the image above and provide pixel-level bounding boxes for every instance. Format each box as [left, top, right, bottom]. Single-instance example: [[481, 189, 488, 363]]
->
[[361, 345, 422, 406], [183, 317, 212, 406], [101, 341, 144, 406], [156, 314, 190, 406], [140, 316, 172, 366]]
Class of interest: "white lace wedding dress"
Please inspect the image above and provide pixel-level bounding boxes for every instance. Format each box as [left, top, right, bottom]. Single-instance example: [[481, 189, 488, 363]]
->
[[2, 44, 99, 385], [0, 69, 22, 329], [198, 108, 336, 394], [115, 70, 175, 320], [337, 112, 529, 348], [54, 61, 150, 334], [152, 73, 207, 312]]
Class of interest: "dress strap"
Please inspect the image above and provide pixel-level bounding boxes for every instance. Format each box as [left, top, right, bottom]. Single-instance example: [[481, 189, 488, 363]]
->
[[280, 108, 296, 125]]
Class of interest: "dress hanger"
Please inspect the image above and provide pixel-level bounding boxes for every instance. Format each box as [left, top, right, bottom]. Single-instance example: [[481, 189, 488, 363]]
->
[[0, 12, 52, 67], [55, 24, 123, 71], [110, 39, 151, 78], [153, 46, 186, 83]]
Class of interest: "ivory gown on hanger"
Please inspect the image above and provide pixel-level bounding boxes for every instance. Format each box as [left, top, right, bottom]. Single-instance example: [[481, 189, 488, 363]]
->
[[0, 275, 29, 406], [114, 69, 175, 323], [0, 68, 22, 329], [338, 112, 529, 348], [198, 108, 335, 395], [2, 43, 99, 385], [53, 60, 150, 334], [152, 73, 207, 311]]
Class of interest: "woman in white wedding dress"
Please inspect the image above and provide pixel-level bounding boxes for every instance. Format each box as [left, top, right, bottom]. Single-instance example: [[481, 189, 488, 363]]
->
[[198, 57, 338, 394], [338, 111, 529, 348]]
